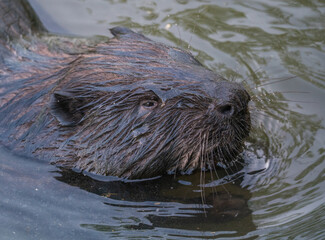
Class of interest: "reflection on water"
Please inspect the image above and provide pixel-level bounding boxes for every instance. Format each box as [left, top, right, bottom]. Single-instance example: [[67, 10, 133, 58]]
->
[[1, 0, 324, 239], [0, 146, 256, 239], [56, 169, 255, 234]]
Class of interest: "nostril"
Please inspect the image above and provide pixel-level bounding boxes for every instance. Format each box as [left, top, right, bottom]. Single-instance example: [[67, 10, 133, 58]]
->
[[217, 104, 235, 116]]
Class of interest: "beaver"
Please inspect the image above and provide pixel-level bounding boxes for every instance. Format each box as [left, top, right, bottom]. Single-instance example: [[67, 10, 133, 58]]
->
[[0, 0, 251, 179]]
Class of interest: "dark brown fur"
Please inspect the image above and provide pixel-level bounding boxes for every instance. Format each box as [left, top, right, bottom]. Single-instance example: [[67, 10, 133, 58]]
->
[[0, 1, 250, 179]]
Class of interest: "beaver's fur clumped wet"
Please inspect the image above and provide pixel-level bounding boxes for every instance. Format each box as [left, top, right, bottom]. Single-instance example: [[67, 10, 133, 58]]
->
[[0, 4, 251, 179]]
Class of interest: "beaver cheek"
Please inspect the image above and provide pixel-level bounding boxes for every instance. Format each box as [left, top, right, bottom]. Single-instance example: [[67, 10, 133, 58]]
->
[[131, 124, 149, 140], [137, 106, 154, 118]]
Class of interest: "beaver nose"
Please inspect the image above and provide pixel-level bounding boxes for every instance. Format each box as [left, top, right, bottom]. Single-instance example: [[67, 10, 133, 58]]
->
[[217, 103, 236, 116], [214, 82, 250, 117]]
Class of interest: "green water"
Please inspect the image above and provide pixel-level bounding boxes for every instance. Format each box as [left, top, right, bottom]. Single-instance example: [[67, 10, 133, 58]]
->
[[1, 0, 324, 239]]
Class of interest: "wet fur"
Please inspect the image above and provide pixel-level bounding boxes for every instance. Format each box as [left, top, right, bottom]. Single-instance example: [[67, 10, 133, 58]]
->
[[0, 2, 250, 179]]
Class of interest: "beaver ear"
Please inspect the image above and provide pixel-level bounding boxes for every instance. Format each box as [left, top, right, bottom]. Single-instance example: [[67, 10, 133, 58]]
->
[[50, 91, 86, 127], [110, 27, 135, 37], [168, 48, 202, 66], [110, 26, 150, 41]]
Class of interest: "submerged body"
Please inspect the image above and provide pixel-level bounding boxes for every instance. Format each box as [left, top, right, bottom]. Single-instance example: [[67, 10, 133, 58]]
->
[[0, 0, 251, 179]]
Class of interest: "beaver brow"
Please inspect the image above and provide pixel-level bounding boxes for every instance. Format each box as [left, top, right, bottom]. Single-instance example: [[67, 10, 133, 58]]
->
[[128, 89, 159, 100]]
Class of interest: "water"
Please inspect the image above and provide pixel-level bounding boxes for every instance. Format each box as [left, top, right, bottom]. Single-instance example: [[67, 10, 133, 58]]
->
[[1, 0, 325, 239]]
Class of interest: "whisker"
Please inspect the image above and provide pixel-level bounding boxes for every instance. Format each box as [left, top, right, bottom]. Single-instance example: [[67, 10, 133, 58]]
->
[[255, 76, 296, 88], [200, 131, 207, 216], [273, 91, 310, 94], [274, 99, 316, 104]]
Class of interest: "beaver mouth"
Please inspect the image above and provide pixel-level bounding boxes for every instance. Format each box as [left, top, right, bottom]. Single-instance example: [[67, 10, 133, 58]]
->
[[199, 113, 251, 169], [200, 136, 244, 168], [212, 141, 245, 165]]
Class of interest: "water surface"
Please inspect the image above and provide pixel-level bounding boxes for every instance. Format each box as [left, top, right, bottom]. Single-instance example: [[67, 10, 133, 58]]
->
[[1, 0, 324, 239]]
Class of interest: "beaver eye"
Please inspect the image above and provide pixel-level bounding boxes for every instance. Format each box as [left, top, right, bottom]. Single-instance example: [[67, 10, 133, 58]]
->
[[141, 99, 158, 109]]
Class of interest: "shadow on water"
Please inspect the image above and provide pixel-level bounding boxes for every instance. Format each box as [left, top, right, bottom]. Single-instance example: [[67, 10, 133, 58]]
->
[[0, 143, 257, 239], [54, 167, 257, 236]]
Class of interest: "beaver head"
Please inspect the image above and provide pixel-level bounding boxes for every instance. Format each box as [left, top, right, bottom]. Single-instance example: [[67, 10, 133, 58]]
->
[[47, 27, 251, 179], [0, 27, 250, 179]]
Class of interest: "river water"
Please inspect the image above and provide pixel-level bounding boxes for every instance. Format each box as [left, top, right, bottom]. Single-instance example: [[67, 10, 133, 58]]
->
[[1, 0, 324, 239]]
